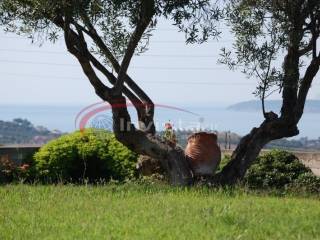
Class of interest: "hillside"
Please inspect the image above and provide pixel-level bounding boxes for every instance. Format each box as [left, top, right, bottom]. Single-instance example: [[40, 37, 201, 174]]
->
[[0, 118, 64, 145], [228, 100, 320, 113]]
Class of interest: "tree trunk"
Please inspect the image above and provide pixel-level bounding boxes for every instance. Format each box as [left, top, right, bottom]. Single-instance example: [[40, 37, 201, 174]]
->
[[110, 96, 193, 185], [136, 155, 164, 176], [213, 117, 299, 185], [214, 127, 270, 185]]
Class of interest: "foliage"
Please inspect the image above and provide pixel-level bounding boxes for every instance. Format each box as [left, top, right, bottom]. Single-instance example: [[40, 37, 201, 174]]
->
[[0, 155, 33, 183], [244, 150, 316, 189], [218, 150, 320, 192], [287, 173, 320, 194], [0, 155, 17, 183], [34, 129, 138, 182], [220, 0, 320, 116], [0, 184, 319, 239], [0, 0, 221, 63], [220, 0, 285, 95], [216, 155, 232, 172]]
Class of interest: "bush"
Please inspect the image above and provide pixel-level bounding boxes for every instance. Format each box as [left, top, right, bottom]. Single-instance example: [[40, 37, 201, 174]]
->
[[0, 155, 16, 183], [34, 129, 138, 183], [216, 155, 231, 172], [0, 155, 33, 184], [244, 150, 314, 189], [218, 150, 320, 193], [287, 173, 320, 194]]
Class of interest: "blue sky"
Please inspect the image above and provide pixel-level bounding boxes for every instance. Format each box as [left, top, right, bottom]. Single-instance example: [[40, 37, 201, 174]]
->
[[0, 19, 319, 107]]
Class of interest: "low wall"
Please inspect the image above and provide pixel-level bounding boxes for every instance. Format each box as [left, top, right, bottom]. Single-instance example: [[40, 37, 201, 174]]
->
[[222, 149, 320, 176], [0, 145, 41, 165]]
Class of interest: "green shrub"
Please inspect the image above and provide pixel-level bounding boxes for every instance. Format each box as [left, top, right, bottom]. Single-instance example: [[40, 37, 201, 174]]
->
[[287, 173, 320, 194], [34, 129, 138, 183], [217, 150, 320, 193], [0, 155, 34, 184], [0, 155, 16, 183], [244, 150, 313, 189], [216, 154, 231, 172]]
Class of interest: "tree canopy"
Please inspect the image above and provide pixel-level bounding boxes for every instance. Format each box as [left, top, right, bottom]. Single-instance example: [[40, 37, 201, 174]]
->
[[0, 0, 221, 62], [221, 0, 320, 119]]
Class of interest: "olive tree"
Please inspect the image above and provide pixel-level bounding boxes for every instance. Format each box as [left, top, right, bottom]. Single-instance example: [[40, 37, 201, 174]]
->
[[0, 0, 221, 185], [217, 0, 320, 184]]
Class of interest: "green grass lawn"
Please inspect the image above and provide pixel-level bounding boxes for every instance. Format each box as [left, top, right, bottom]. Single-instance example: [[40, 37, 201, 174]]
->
[[0, 184, 319, 240]]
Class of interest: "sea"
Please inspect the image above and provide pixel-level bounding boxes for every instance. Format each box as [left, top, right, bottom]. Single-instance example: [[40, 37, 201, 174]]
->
[[0, 104, 319, 139]]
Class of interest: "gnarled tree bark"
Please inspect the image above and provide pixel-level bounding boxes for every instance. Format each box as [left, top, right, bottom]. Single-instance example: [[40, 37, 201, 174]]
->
[[110, 96, 193, 185], [213, 117, 299, 185]]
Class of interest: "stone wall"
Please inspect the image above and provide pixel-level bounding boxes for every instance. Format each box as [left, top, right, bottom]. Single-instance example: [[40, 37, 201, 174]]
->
[[0, 145, 41, 165]]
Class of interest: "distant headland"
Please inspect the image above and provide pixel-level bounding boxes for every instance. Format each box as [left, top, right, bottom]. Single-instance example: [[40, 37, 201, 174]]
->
[[228, 100, 320, 113]]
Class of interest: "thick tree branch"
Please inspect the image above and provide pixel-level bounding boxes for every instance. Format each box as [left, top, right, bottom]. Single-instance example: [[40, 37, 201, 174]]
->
[[86, 51, 146, 113], [79, 10, 156, 133], [63, 20, 146, 112], [55, 13, 155, 133], [295, 55, 320, 121], [79, 11, 154, 105], [280, 42, 302, 119], [212, 116, 299, 185], [80, 13, 119, 70], [110, 96, 193, 185], [61, 16, 110, 100], [298, 39, 315, 56], [113, 0, 156, 95], [88, 50, 155, 133]]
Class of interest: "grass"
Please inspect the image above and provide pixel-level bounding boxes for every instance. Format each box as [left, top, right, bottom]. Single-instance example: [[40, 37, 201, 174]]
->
[[0, 184, 319, 240]]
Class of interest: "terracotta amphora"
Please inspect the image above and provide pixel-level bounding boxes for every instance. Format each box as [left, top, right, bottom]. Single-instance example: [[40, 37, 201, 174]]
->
[[185, 132, 221, 176]]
